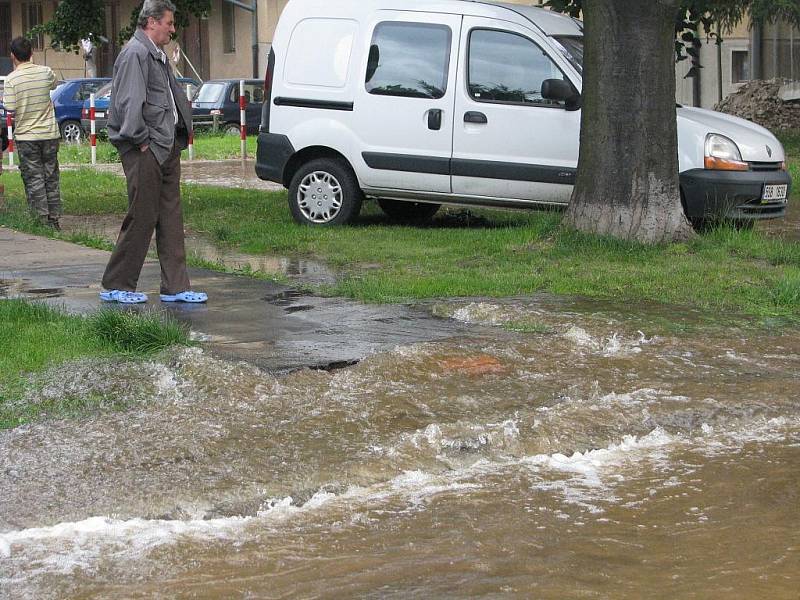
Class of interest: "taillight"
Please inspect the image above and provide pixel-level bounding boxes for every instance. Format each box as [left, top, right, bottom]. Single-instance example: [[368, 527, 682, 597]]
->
[[261, 48, 276, 133], [82, 108, 88, 118], [264, 48, 275, 96]]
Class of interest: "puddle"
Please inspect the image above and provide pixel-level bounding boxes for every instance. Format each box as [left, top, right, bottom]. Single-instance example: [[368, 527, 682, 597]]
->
[[0, 278, 65, 299], [760, 197, 800, 241], [58, 215, 337, 287], [1, 298, 799, 598]]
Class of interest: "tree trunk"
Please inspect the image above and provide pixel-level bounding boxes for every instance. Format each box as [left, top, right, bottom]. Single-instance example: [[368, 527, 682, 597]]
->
[[564, 0, 695, 243]]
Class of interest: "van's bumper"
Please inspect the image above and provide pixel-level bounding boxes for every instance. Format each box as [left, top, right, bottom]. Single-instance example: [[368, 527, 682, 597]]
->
[[255, 132, 294, 185], [679, 168, 791, 221]]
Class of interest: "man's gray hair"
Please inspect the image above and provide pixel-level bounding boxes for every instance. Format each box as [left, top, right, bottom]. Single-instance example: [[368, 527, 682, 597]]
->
[[137, 0, 177, 28]]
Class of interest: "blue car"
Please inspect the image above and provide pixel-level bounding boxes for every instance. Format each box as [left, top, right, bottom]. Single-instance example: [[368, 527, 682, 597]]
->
[[81, 77, 200, 137], [191, 79, 264, 134], [50, 78, 111, 143]]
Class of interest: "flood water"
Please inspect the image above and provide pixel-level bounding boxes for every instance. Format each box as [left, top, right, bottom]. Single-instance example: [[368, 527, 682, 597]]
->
[[1, 296, 798, 598]]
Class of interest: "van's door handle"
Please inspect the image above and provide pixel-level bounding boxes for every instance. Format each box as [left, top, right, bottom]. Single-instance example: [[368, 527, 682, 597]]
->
[[464, 111, 487, 124], [427, 109, 442, 131]]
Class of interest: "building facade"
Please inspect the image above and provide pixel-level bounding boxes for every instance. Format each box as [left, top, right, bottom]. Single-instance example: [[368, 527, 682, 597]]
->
[[0, 0, 798, 109], [0, 0, 289, 82]]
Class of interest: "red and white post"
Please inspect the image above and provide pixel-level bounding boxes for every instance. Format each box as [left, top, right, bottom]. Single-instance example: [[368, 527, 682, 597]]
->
[[239, 79, 246, 159], [5, 113, 14, 167], [186, 83, 194, 160], [89, 93, 97, 165]]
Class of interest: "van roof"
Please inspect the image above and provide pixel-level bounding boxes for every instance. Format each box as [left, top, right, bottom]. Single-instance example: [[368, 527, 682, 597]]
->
[[481, 2, 582, 36], [282, 0, 582, 37]]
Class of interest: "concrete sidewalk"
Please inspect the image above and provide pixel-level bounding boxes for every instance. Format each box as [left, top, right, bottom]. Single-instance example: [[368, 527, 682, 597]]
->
[[0, 227, 467, 372]]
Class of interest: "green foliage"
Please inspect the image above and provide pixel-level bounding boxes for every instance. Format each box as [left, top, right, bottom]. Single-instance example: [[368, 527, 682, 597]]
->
[[0, 300, 192, 428], [88, 309, 192, 354], [547, 0, 800, 68], [32, 0, 105, 52], [119, 0, 211, 45], [37, 0, 211, 51]]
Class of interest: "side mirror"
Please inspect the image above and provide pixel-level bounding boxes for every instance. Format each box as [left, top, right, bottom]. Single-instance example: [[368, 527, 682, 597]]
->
[[366, 44, 380, 83], [541, 78, 581, 110]]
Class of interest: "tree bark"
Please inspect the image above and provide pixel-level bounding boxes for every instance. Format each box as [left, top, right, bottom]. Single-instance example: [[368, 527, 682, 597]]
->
[[564, 0, 695, 243]]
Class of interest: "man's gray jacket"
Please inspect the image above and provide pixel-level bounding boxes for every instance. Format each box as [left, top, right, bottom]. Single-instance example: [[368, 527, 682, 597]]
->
[[107, 29, 192, 164]]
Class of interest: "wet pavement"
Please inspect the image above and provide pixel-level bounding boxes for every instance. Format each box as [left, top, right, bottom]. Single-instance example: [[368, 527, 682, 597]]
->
[[0, 227, 466, 372]]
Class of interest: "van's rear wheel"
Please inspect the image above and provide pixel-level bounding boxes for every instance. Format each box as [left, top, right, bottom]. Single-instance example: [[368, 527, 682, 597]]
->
[[378, 199, 440, 223], [288, 158, 363, 225]]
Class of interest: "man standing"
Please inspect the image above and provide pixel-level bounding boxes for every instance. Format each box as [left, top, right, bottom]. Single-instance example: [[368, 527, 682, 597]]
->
[[4, 37, 61, 229], [100, 0, 206, 304]]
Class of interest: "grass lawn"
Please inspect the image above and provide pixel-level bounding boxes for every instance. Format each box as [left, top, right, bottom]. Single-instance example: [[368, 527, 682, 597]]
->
[[56, 132, 257, 164], [0, 300, 192, 429], [1, 162, 798, 320]]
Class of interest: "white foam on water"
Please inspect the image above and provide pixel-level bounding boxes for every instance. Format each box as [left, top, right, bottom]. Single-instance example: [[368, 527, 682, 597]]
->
[[450, 302, 509, 326], [520, 428, 676, 511], [3, 407, 797, 584], [561, 326, 646, 357], [0, 469, 481, 571]]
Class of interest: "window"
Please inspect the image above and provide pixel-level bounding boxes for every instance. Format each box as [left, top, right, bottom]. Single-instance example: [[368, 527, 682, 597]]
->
[[285, 18, 357, 88], [194, 82, 226, 103], [222, 1, 235, 54], [73, 81, 105, 102], [0, 4, 11, 57], [23, 2, 44, 51], [732, 50, 749, 83], [365, 22, 451, 99], [468, 29, 568, 106], [227, 82, 263, 104]]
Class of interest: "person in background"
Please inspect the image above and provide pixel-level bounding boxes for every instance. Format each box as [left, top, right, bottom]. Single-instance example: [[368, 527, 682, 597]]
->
[[99, 0, 206, 304], [3, 36, 61, 229]]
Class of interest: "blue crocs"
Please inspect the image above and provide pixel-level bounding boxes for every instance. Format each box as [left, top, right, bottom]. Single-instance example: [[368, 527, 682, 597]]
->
[[160, 290, 208, 303], [99, 290, 148, 304]]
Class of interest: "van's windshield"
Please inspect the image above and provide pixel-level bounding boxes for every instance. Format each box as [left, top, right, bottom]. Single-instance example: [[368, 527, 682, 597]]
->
[[552, 36, 583, 73]]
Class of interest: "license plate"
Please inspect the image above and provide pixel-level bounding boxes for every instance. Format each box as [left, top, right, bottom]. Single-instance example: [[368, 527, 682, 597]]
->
[[762, 184, 788, 202], [95, 112, 105, 118]]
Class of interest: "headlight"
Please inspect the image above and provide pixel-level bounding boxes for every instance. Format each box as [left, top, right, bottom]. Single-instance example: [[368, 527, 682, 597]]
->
[[704, 134, 749, 171]]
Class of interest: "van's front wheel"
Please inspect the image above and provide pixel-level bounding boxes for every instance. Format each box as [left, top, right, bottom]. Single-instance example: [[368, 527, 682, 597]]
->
[[288, 158, 363, 225]]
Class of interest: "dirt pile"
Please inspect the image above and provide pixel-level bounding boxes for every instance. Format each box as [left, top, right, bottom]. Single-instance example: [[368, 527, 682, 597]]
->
[[713, 79, 800, 132]]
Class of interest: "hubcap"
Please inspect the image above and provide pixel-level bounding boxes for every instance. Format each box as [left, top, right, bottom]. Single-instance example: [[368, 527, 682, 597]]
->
[[63, 123, 81, 143], [297, 171, 343, 223]]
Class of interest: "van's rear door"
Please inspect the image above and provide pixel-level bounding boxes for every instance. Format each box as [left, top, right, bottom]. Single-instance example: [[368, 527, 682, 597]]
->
[[451, 17, 580, 204], [355, 11, 461, 193]]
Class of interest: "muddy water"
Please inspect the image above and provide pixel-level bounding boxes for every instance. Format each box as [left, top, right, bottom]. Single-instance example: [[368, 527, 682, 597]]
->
[[1, 298, 799, 598]]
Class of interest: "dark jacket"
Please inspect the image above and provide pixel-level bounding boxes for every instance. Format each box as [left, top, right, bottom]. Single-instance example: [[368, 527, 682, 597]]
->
[[107, 29, 192, 164]]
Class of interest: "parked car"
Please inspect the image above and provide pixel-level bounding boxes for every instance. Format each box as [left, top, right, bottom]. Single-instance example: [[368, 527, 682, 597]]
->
[[256, 0, 791, 227], [81, 77, 200, 136], [50, 78, 111, 142], [191, 79, 264, 134]]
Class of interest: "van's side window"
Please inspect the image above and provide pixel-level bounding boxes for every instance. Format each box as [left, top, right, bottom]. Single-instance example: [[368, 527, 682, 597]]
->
[[365, 22, 451, 99], [468, 29, 567, 106]]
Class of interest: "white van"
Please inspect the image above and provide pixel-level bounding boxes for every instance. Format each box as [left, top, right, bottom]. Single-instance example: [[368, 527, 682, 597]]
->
[[255, 0, 791, 227]]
